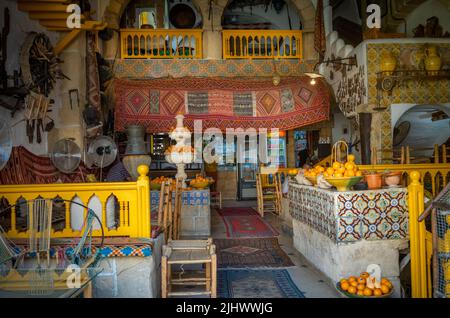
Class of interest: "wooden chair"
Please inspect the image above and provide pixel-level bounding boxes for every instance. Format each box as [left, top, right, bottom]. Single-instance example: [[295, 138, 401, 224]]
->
[[172, 178, 183, 240], [161, 238, 217, 298], [256, 173, 279, 217], [157, 180, 173, 243]]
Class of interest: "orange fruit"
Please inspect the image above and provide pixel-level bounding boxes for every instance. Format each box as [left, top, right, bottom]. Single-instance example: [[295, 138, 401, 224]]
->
[[356, 171, 363, 177], [347, 170, 355, 177], [373, 289, 383, 296], [335, 173, 344, 178], [348, 154, 355, 162], [338, 167, 346, 174], [380, 285, 390, 294], [340, 281, 350, 291], [350, 281, 358, 288], [357, 283, 365, 291], [357, 290, 365, 296], [360, 272, 370, 278], [357, 277, 366, 284], [347, 286, 357, 294], [332, 162, 341, 170], [348, 276, 357, 282], [326, 167, 334, 175], [363, 288, 373, 296], [381, 278, 392, 288], [345, 162, 355, 171]]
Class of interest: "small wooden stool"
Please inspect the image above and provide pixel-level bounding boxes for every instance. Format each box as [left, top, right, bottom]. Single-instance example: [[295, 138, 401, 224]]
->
[[161, 239, 217, 298], [210, 191, 222, 210]]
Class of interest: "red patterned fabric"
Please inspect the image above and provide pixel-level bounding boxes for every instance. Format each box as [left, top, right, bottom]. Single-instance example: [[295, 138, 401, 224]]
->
[[0, 146, 98, 185], [314, 0, 326, 62], [114, 77, 330, 133]]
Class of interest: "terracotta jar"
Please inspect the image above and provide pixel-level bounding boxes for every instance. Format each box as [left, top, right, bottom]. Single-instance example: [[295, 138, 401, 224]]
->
[[365, 173, 383, 190], [425, 46, 442, 75], [384, 171, 402, 187], [380, 51, 397, 75]]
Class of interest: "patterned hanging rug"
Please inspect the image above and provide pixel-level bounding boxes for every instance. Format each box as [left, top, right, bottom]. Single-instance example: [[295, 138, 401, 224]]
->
[[218, 269, 305, 298], [215, 237, 293, 268], [219, 210, 279, 238]]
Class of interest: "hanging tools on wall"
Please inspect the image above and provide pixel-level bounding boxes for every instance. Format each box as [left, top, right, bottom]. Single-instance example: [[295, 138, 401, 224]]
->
[[23, 92, 53, 144]]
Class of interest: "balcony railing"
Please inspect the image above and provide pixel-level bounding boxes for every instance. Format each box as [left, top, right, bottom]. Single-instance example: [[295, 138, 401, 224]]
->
[[222, 30, 303, 59], [1, 166, 151, 239], [121, 29, 203, 59]]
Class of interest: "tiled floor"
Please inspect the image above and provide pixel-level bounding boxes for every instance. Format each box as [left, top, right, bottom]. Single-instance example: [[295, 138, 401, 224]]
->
[[213, 200, 339, 298]]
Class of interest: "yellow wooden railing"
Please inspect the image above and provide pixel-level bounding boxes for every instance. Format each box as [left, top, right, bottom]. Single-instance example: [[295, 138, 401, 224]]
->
[[358, 163, 450, 197], [0, 165, 150, 239], [222, 30, 303, 59], [120, 29, 203, 59]]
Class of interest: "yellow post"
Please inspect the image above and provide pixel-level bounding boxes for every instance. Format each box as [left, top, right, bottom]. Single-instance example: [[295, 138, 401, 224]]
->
[[434, 144, 439, 164], [408, 171, 428, 298], [135, 164, 151, 238]]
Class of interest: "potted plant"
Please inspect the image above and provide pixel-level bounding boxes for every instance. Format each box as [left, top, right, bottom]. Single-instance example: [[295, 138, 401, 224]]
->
[[383, 170, 402, 187], [365, 171, 383, 190]]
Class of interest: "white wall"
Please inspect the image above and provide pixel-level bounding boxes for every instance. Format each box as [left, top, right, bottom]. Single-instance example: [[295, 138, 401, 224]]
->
[[398, 0, 450, 36], [332, 111, 361, 162], [0, 1, 84, 156]]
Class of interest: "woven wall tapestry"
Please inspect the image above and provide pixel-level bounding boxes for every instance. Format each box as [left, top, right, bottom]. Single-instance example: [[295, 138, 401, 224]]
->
[[114, 77, 330, 132]]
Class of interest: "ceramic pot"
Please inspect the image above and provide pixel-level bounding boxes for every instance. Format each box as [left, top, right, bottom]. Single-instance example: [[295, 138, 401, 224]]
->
[[380, 52, 397, 75], [425, 46, 442, 75], [365, 173, 383, 190], [384, 171, 402, 187]]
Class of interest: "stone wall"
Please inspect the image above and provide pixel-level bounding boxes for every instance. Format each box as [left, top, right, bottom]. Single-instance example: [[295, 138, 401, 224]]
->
[[292, 219, 407, 298]]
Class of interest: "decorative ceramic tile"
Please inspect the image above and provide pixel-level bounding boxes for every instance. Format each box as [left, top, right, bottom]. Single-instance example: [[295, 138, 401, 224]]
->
[[365, 43, 450, 155], [115, 59, 316, 79], [151, 189, 210, 208], [289, 183, 409, 243]]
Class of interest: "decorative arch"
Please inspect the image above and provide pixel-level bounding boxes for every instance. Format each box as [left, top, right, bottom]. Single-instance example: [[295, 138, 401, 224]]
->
[[103, 0, 205, 30], [103, 0, 316, 31]]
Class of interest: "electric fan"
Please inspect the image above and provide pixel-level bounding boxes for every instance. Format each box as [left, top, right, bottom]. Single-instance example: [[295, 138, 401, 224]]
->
[[50, 138, 81, 173], [86, 136, 117, 168]]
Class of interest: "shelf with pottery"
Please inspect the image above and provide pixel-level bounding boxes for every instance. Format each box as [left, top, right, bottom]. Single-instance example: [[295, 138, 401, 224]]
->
[[288, 171, 408, 298], [377, 46, 447, 97], [376, 69, 450, 94]]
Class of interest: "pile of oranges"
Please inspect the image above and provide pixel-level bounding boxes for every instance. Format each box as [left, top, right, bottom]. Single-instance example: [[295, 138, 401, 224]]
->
[[324, 154, 362, 178], [339, 273, 393, 297]]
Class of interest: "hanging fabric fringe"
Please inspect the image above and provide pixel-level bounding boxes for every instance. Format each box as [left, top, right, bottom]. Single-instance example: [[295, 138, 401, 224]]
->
[[314, 0, 326, 62]]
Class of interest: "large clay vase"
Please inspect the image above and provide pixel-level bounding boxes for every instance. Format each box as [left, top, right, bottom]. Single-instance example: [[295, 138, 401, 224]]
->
[[425, 46, 442, 75], [380, 51, 397, 75]]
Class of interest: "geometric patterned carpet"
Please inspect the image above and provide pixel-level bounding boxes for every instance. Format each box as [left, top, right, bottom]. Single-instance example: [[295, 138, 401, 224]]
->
[[218, 269, 305, 298], [215, 238, 294, 268], [218, 207, 279, 238]]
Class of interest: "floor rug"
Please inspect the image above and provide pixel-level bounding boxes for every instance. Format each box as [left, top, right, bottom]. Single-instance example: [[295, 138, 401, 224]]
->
[[217, 207, 259, 217], [215, 238, 294, 268], [220, 214, 279, 238], [218, 269, 305, 298]]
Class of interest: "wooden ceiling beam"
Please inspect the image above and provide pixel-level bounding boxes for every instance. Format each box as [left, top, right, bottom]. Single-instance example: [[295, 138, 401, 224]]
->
[[18, 0, 71, 2], [39, 19, 86, 28], [29, 12, 85, 20], [17, 3, 68, 12]]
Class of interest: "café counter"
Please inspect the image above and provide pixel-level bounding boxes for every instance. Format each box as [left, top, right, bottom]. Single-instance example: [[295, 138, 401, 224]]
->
[[288, 182, 409, 297]]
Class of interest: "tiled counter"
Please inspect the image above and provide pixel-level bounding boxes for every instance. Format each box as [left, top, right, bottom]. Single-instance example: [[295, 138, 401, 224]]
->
[[151, 189, 210, 237], [288, 183, 409, 296]]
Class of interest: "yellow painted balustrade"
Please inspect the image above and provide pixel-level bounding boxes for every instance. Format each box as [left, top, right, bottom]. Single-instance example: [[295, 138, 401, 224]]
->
[[359, 163, 450, 197], [407, 171, 429, 298], [222, 30, 303, 59], [120, 29, 203, 59], [0, 165, 150, 239]]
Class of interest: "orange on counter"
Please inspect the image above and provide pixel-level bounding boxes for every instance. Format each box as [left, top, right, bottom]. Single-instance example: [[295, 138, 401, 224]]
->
[[338, 274, 393, 297]]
